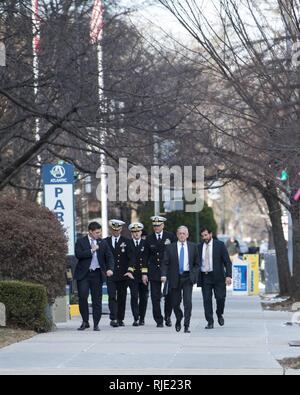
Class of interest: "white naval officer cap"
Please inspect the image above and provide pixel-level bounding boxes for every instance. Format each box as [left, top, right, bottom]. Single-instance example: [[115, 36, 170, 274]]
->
[[109, 219, 126, 230], [129, 222, 144, 232], [150, 216, 167, 226]]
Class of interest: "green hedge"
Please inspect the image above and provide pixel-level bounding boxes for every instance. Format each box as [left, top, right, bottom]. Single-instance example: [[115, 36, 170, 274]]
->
[[0, 280, 52, 333]]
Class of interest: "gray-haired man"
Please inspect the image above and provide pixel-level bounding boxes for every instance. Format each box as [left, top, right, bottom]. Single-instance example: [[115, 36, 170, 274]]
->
[[161, 226, 200, 333]]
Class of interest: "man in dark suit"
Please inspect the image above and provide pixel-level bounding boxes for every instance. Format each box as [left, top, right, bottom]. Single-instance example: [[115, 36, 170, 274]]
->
[[128, 222, 150, 326], [146, 216, 177, 328], [198, 228, 232, 329], [74, 222, 114, 331], [105, 219, 135, 327], [161, 226, 200, 333]]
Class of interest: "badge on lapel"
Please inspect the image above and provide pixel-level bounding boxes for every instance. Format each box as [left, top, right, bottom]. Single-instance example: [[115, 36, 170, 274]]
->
[[165, 239, 171, 245], [120, 242, 127, 253]]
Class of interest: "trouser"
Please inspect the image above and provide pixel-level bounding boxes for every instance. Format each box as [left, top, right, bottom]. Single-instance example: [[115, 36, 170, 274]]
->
[[201, 273, 226, 324], [77, 270, 103, 326], [171, 273, 193, 328], [127, 279, 139, 322], [150, 280, 173, 325], [138, 282, 149, 321], [107, 277, 129, 322]]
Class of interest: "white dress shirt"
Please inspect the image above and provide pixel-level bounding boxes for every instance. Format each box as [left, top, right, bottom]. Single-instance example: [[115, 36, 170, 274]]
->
[[88, 236, 100, 270], [177, 241, 190, 272], [112, 236, 120, 249], [156, 231, 163, 240], [134, 239, 141, 247], [202, 239, 214, 272]]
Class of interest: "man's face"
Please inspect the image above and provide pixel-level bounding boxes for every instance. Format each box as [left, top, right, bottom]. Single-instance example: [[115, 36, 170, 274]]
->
[[132, 230, 142, 240], [153, 224, 164, 234], [89, 229, 102, 240], [111, 229, 122, 237], [201, 231, 213, 244], [177, 229, 189, 243]]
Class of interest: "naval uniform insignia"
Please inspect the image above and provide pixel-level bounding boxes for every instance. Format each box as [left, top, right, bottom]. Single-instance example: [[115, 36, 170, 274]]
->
[[120, 242, 127, 253]]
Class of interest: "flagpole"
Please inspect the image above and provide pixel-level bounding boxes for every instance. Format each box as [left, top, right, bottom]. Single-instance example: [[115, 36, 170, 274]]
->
[[91, 0, 108, 237], [32, 0, 42, 204], [97, 42, 108, 238]]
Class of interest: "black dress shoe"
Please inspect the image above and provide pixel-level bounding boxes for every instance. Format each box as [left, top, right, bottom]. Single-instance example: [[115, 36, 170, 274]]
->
[[133, 321, 139, 327], [139, 320, 145, 326], [77, 322, 90, 331], [218, 316, 225, 326], [94, 326, 100, 331], [184, 327, 191, 333], [118, 321, 125, 327], [175, 321, 182, 332], [165, 318, 172, 327], [157, 323, 164, 328], [110, 320, 119, 328], [205, 323, 214, 329]]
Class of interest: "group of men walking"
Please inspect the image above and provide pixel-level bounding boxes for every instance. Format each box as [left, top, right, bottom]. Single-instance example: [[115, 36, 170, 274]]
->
[[74, 216, 232, 333]]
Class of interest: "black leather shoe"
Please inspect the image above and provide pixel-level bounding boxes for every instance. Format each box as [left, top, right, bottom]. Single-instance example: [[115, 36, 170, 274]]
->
[[175, 321, 182, 332], [133, 321, 139, 327], [110, 320, 119, 328], [77, 322, 90, 331], [218, 316, 225, 326], [94, 325, 100, 331], [205, 323, 214, 329], [165, 318, 172, 327], [139, 320, 145, 326], [118, 321, 125, 327], [184, 327, 191, 333], [157, 323, 164, 328]]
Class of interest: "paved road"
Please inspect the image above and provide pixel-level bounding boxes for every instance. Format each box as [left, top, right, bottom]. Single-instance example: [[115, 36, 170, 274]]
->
[[0, 289, 299, 375]]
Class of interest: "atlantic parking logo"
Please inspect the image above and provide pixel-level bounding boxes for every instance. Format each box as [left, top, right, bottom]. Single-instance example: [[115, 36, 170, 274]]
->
[[0, 42, 5, 67], [50, 165, 66, 179]]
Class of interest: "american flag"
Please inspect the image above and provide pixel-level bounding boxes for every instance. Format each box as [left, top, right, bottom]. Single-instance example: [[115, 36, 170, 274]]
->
[[90, 0, 104, 44], [32, 0, 40, 51]]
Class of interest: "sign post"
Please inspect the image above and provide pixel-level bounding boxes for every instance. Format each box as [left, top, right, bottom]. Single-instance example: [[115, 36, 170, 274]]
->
[[42, 164, 75, 256], [232, 258, 249, 296]]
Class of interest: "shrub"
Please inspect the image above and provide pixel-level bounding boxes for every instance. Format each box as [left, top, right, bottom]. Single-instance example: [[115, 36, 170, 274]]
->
[[0, 280, 52, 333], [0, 197, 68, 300]]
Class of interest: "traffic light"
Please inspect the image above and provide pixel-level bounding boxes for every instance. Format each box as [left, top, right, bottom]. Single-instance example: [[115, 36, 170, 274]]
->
[[280, 170, 288, 182]]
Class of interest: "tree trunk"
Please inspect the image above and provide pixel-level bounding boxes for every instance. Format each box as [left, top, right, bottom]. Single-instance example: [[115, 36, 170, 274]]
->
[[263, 185, 292, 296], [290, 201, 300, 300]]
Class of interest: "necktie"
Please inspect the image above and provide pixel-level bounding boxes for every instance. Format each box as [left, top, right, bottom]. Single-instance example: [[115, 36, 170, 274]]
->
[[179, 243, 185, 274], [90, 240, 99, 271], [136, 241, 139, 248], [114, 237, 118, 249], [157, 234, 161, 241], [204, 243, 210, 272]]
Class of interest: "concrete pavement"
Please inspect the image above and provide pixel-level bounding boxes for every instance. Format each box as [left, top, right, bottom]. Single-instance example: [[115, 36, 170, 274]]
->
[[0, 289, 299, 375]]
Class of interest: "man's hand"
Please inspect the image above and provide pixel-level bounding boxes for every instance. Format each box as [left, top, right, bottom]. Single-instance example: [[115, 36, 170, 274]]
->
[[226, 277, 232, 286], [142, 275, 148, 286], [161, 276, 167, 283], [91, 244, 99, 253], [106, 270, 113, 278], [124, 272, 134, 280]]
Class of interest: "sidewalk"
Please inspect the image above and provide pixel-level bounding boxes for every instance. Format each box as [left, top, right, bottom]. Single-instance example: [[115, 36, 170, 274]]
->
[[0, 289, 299, 375]]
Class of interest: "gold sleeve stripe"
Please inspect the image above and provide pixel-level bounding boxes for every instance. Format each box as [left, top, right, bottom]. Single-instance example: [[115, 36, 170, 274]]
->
[[141, 268, 148, 274]]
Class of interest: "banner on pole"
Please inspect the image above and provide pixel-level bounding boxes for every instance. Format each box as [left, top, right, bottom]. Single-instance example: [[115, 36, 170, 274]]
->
[[244, 254, 260, 295], [42, 164, 75, 256]]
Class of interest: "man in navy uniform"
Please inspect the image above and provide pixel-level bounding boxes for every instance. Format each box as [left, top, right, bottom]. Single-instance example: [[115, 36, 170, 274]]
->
[[146, 216, 176, 327], [74, 222, 114, 331], [105, 219, 135, 327], [128, 222, 150, 326]]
